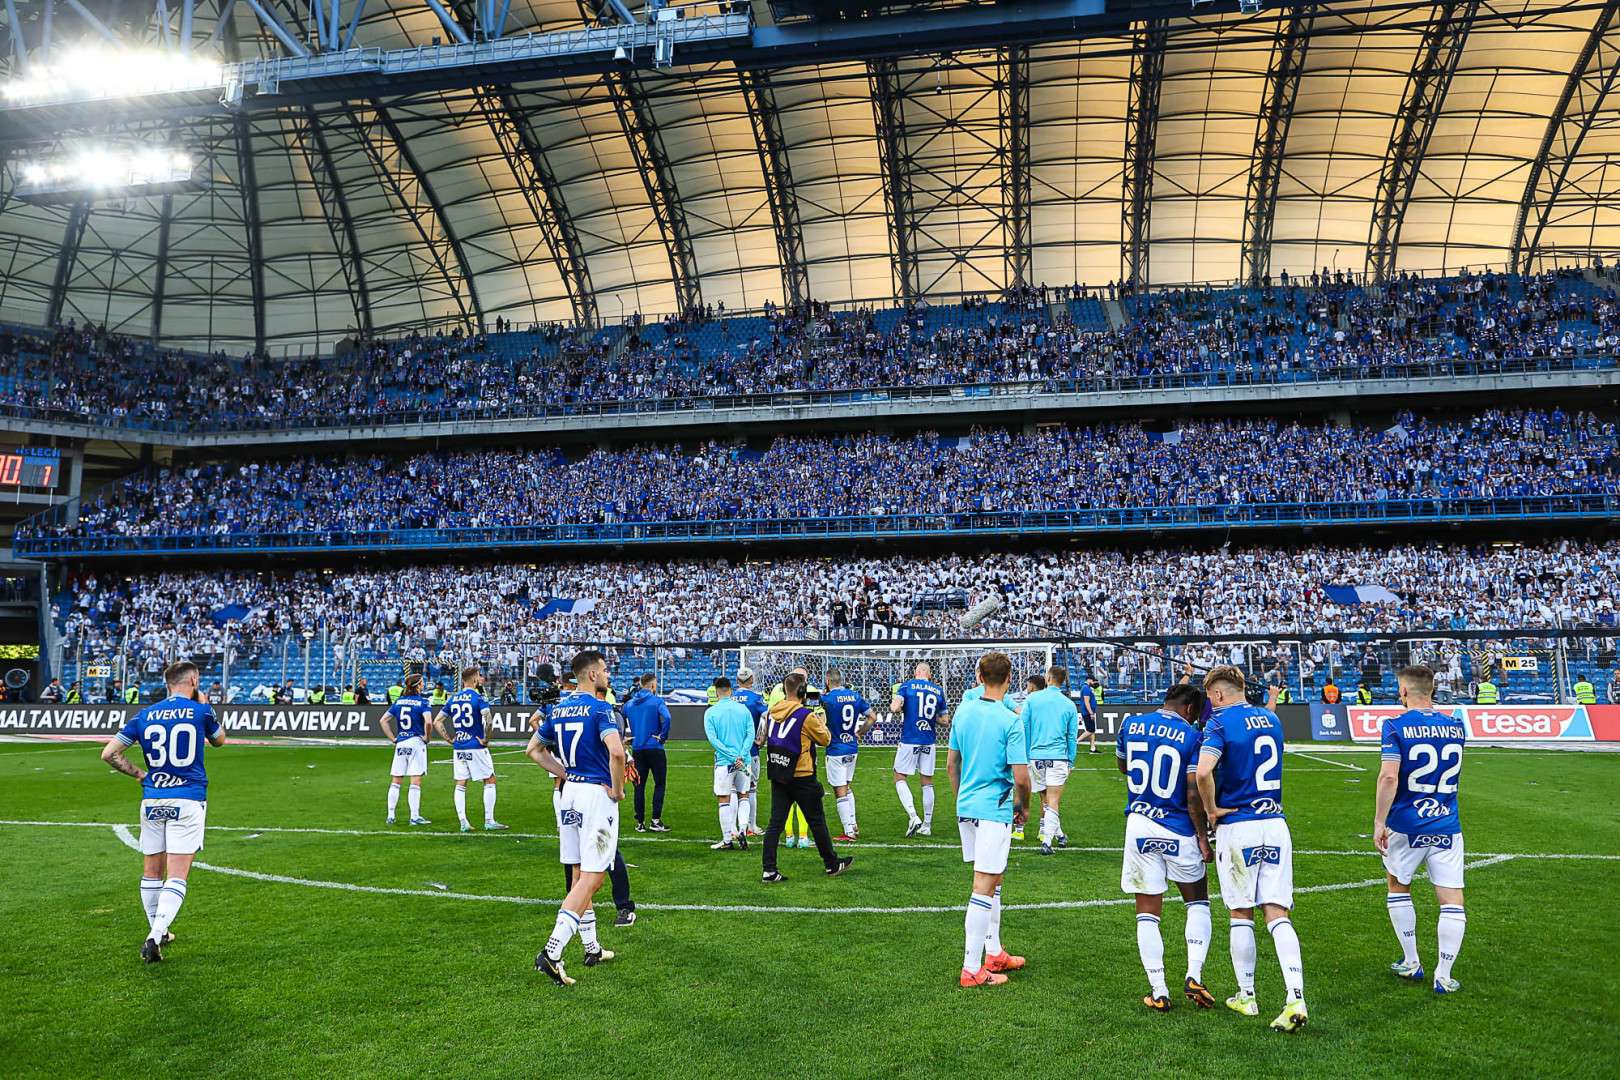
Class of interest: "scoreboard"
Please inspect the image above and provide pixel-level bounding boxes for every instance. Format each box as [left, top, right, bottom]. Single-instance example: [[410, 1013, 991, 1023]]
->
[[0, 448, 59, 489]]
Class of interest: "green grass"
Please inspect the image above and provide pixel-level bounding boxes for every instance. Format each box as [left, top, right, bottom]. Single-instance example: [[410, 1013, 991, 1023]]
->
[[1, 739, 1616, 1079]]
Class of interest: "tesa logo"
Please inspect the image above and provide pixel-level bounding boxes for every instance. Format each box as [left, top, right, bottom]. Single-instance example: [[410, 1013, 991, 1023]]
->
[[1469, 707, 1576, 739], [1346, 706, 1402, 742]]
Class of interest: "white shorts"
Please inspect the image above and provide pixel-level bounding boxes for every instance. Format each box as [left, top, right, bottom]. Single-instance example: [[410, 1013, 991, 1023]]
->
[[1215, 817, 1295, 910], [139, 799, 207, 855], [712, 762, 752, 797], [1121, 814, 1205, 895], [390, 737, 427, 777], [1030, 758, 1071, 793], [893, 742, 936, 777], [748, 756, 760, 784], [452, 747, 494, 782], [958, 817, 1012, 875], [557, 782, 620, 873], [1383, 830, 1466, 889], [826, 753, 858, 786]]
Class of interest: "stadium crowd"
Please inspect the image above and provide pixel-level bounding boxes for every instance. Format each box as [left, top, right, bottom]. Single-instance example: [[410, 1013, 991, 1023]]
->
[[3, 267, 1617, 430], [24, 409, 1618, 541], [55, 541, 1620, 683]]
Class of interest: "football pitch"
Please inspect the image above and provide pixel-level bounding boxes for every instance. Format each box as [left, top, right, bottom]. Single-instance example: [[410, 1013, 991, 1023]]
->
[[1, 740, 1615, 1079]]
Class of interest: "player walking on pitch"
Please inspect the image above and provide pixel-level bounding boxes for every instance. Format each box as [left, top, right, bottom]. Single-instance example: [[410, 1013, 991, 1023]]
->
[[1020, 665, 1079, 854], [733, 669, 767, 838], [704, 676, 755, 850], [433, 665, 507, 832], [948, 651, 1031, 987], [1373, 665, 1469, 993], [892, 662, 946, 836], [1118, 684, 1216, 1010], [100, 661, 227, 963], [529, 650, 626, 985], [821, 668, 876, 841], [380, 673, 434, 825], [1195, 666, 1308, 1032]]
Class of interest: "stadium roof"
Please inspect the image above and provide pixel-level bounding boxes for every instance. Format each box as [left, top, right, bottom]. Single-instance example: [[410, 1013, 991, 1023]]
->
[[0, 0, 1617, 354]]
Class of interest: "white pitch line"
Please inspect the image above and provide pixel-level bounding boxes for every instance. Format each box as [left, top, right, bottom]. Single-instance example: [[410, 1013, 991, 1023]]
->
[[105, 824, 1519, 915], [8, 818, 1617, 861], [1286, 750, 1367, 772]]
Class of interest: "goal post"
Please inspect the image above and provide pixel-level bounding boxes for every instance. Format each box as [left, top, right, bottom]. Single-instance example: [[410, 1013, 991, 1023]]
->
[[736, 641, 1057, 746]]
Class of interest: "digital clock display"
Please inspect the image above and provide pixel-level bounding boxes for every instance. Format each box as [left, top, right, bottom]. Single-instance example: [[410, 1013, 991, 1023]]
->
[[0, 448, 59, 489]]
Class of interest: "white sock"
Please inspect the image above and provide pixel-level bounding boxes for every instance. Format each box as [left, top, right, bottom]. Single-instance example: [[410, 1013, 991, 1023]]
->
[[1137, 913, 1168, 997], [140, 877, 161, 927], [1185, 900, 1211, 982], [148, 878, 187, 943], [454, 786, 469, 826], [1387, 893, 1418, 965], [964, 893, 993, 971], [985, 885, 1003, 955], [545, 908, 580, 961], [407, 784, 421, 819], [921, 785, 935, 825], [1268, 917, 1305, 1002], [483, 783, 497, 823], [719, 801, 737, 841], [836, 794, 856, 835], [386, 783, 401, 817], [747, 788, 757, 829], [1436, 905, 1466, 982], [736, 792, 752, 834], [896, 780, 917, 821], [578, 908, 600, 951], [1230, 918, 1257, 995], [1041, 806, 1060, 843]]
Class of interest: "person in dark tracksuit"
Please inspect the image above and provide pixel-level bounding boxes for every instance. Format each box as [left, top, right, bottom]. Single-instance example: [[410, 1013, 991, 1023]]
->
[[624, 673, 672, 832]]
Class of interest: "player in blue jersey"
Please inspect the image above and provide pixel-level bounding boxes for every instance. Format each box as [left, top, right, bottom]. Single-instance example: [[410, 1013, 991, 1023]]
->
[[1078, 676, 1101, 754], [821, 668, 876, 841], [1195, 665, 1307, 1032], [528, 650, 627, 985], [432, 665, 507, 833], [1373, 665, 1469, 993], [704, 676, 756, 850], [380, 672, 435, 825], [733, 669, 767, 839], [100, 661, 227, 963], [946, 651, 1030, 987], [1020, 665, 1079, 854], [891, 662, 947, 836], [1117, 683, 1215, 1011]]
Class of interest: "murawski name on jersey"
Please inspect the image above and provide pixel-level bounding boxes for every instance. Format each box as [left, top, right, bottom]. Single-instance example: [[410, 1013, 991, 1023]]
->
[[1403, 724, 1468, 740]]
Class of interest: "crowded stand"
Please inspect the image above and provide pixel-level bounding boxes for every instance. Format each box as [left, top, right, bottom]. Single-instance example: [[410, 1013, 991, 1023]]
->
[[20, 409, 1618, 543], [2, 267, 1617, 431]]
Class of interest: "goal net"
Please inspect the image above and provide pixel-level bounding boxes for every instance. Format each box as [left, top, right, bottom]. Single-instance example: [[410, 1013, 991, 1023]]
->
[[736, 642, 1056, 747]]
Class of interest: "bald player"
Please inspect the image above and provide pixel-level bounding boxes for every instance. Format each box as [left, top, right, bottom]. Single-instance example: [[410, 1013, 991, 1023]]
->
[[891, 662, 947, 837]]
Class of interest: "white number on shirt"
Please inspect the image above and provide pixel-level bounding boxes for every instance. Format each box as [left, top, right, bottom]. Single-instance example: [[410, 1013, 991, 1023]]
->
[[1406, 743, 1462, 794], [554, 721, 584, 766], [919, 694, 939, 720], [838, 703, 857, 735], [1125, 742, 1179, 799], [143, 725, 195, 769], [449, 701, 475, 730], [1253, 734, 1281, 791]]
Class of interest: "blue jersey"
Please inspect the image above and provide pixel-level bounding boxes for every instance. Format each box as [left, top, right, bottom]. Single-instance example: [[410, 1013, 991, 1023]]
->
[[822, 687, 872, 756], [895, 678, 945, 745], [1382, 707, 1466, 836], [734, 687, 766, 757], [1198, 703, 1286, 823], [1078, 684, 1097, 719], [1115, 709, 1202, 836], [947, 696, 1028, 823], [443, 689, 491, 748], [537, 691, 620, 785], [385, 693, 433, 742], [115, 695, 221, 802], [1020, 685, 1079, 760]]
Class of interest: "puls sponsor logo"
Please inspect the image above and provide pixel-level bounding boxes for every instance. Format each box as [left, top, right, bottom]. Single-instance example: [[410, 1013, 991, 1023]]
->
[[1250, 798, 1284, 816], [1128, 800, 1169, 820], [1413, 797, 1449, 819]]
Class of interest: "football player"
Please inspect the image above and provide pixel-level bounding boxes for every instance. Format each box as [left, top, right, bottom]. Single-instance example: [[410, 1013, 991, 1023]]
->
[[380, 673, 434, 826], [433, 665, 507, 832], [820, 668, 876, 841], [891, 662, 946, 836]]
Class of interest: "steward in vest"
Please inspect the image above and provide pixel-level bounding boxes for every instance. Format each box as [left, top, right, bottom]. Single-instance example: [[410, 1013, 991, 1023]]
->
[[341, 687, 357, 704], [1321, 680, 1340, 704], [760, 671, 851, 881], [1573, 679, 1597, 705], [387, 682, 405, 704], [309, 687, 326, 704], [1475, 680, 1499, 705], [1355, 683, 1373, 705], [66, 684, 83, 703], [124, 684, 141, 704]]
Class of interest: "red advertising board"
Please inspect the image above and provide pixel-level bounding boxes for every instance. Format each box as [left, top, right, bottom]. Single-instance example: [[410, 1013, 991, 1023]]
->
[[1345, 705, 1611, 742]]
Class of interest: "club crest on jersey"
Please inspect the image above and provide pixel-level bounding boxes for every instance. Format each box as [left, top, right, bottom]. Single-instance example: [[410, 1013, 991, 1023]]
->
[[1128, 800, 1168, 820], [1413, 797, 1448, 819], [1411, 833, 1454, 849], [1241, 844, 1282, 866], [561, 809, 584, 827], [1250, 798, 1283, 816], [1137, 838, 1179, 855], [144, 805, 180, 821]]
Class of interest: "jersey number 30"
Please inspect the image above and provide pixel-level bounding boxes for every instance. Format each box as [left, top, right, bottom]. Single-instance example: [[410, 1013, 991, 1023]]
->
[[143, 725, 196, 769]]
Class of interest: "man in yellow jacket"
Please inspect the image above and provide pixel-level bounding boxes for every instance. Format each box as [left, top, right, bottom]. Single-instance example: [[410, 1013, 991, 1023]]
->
[[760, 672, 853, 882]]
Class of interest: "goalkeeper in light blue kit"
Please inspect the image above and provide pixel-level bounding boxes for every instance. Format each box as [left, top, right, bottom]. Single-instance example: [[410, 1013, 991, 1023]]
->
[[1373, 664, 1469, 993]]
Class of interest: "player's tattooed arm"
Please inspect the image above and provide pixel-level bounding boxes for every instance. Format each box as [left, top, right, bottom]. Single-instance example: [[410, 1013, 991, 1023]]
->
[[100, 737, 146, 782], [431, 712, 453, 745]]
